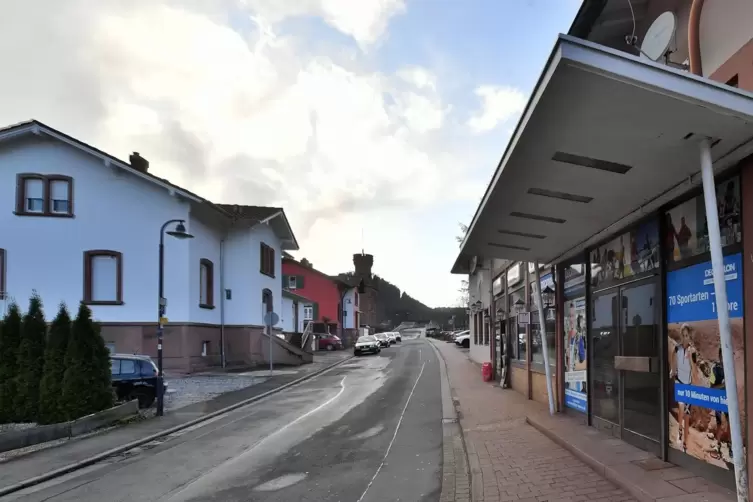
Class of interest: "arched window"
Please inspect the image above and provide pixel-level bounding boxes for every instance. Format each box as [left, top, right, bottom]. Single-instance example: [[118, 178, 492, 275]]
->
[[262, 288, 273, 314]]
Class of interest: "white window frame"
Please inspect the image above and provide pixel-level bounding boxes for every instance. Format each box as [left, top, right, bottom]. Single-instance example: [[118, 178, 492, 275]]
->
[[288, 275, 298, 289], [304, 305, 313, 320]]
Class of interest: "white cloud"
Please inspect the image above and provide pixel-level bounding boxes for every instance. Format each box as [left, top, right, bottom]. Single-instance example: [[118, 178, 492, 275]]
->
[[467, 85, 526, 133], [0, 0, 497, 307], [243, 0, 406, 47]]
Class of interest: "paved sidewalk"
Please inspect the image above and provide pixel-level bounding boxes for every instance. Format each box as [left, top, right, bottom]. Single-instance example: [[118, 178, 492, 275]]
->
[[431, 340, 635, 502], [0, 351, 351, 494]]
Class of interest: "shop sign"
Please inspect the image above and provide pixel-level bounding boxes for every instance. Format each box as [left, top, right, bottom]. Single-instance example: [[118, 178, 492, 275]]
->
[[507, 263, 522, 287], [492, 275, 503, 296], [517, 312, 530, 325], [666, 252, 745, 469], [564, 264, 585, 297], [590, 219, 659, 289], [564, 297, 587, 413], [666, 176, 741, 265]]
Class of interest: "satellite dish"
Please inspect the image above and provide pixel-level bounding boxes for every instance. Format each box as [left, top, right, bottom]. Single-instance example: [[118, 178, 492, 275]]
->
[[640, 11, 676, 61]]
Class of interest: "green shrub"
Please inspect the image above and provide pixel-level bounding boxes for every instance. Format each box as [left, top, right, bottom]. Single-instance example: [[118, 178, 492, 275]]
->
[[62, 303, 113, 420], [38, 303, 72, 424], [15, 293, 47, 422], [0, 303, 22, 423]]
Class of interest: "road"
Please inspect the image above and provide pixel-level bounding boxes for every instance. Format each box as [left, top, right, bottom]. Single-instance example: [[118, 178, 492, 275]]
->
[[3, 335, 442, 502]]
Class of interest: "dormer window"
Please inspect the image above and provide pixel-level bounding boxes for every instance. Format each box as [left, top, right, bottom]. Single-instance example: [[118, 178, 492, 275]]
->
[[16, 174, 74, 217]]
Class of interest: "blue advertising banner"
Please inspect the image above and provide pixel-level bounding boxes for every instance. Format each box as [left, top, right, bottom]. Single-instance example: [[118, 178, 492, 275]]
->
[[674, 383, 728, 412], [665, 252, 745, 468], [666, 253, 743, 323], [565, 389, 587, 413]]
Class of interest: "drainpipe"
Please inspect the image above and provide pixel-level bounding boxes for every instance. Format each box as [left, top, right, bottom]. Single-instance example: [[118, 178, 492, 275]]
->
[[688, 0, 704, 76], [699, 139, 748, 502], [532, 262, 555, 415]]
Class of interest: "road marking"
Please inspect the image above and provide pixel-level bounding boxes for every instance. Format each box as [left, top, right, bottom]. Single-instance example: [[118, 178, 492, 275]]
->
[[357, 358, 427, 502], [255, 375, 347, 445]]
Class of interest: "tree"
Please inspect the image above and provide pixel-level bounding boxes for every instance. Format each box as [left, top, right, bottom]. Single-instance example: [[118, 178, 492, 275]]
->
[[15, 293, 48, 422], [38, 304, 72, 424], [456, 222, 469, 246], [0, 303, 22, 423], [457, 279, 470, 309], [62, 303, 113, 420], [300, 258, 314, 268]]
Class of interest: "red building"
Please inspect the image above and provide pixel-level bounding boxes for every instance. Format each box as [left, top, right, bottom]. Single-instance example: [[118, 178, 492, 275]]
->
[[281, 255, 349, 335]]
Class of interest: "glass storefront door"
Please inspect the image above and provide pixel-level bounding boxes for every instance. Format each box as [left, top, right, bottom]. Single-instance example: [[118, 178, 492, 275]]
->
[[590, 279, 661, 453]]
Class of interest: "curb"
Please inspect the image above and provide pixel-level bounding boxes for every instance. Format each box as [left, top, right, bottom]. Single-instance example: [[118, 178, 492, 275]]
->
[[427, 339, 474, 502], [0, 355, 354, 498]]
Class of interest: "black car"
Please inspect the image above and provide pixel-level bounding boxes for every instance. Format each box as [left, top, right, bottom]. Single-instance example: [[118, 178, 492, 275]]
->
[[111, 354, 165, 408]]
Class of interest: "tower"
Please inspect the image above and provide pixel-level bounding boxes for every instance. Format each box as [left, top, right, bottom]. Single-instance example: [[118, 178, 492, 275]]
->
[[353, 252, 374, 279]]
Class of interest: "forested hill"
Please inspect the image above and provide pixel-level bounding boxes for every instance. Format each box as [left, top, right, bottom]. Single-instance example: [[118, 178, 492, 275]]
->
[[337, 272, 466, 329]]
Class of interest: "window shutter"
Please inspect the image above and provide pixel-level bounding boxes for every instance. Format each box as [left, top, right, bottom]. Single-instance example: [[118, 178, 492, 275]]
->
[[298, 275, 304, 288], [282, 274, 289, 287], [312, 302, 319, 321], [260, 243, 265, 272]]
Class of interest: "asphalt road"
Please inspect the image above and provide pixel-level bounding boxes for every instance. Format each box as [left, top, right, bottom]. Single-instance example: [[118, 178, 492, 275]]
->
[[3, 335, 442, 502]]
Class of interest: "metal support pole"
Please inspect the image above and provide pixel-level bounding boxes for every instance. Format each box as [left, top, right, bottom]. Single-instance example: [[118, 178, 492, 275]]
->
[[156, 236, 166, 417], [699, 138, 748, 502], [533, 262, 555, 415], [268, 318, 274, 375]]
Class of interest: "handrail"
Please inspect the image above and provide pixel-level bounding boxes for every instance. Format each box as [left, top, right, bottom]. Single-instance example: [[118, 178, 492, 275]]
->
[[301, 320, 313, 350]]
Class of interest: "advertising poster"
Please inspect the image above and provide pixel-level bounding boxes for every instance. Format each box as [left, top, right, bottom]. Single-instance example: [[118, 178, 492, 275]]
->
[[564, 297, 587, 412], [590, 219, 659, 289], [666, 177, 741, 264], [666, 252, 746, 469]]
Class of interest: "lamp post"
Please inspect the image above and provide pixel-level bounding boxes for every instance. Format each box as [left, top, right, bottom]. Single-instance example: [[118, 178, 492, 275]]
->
[[156, 219, 194, 417]]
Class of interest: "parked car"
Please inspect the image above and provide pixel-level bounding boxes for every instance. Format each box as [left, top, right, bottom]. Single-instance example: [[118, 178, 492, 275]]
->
[[394, 332, 402, 342], [384, 332, 397, 344], [426, 327, 439, 338], [354, 335, 381, 356], [317, 334, 343, 351], [374, 333, 391, 347], [110, 354, 166, 409], [454, 331, 471, 348]]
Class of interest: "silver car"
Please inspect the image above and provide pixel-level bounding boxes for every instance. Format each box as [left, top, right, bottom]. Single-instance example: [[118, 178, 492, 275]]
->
[[354, 335, 381, 356]]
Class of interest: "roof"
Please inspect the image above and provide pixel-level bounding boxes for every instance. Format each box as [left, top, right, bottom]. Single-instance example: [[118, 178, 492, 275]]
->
[[216, 204, 282, 221], [283, 255, 353, 289], [0, 119, 299, 250], [282, 288, 314, 303], [453, 35, 753, 272]]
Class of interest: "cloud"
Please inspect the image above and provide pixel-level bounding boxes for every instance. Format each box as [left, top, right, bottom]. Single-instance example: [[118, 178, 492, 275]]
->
[[243, 0, 406, 47], [467, 85, 526, 133], [0, 0, 499, 306]]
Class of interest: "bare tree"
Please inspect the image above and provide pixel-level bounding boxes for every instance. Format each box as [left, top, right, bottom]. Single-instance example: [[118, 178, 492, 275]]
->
[[457, 279, 470, 308], [456, 222, 468, 246]]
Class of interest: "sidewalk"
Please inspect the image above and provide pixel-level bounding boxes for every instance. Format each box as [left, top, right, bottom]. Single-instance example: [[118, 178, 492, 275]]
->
[[0, 351, 352, 495], [429, 340, 734, 502]]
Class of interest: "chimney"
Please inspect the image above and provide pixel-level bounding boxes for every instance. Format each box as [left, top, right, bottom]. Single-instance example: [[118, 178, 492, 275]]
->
[[129, 152, 149, 173]]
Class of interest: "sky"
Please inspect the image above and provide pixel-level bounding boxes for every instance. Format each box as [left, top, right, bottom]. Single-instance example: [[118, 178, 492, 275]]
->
[[1, 0, 581, 308]]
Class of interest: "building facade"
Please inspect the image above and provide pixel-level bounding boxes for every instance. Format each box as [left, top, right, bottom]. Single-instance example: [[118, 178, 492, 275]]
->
[[453, 0, 753, 492], [0, 120, 307, 373]]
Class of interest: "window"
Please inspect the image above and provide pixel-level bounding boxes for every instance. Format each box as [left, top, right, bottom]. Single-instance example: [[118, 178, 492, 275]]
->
[[199, 259, 214, 308], [84, 250, 123, 305], [0, 248, 5, 300], [304, 305, 314, 320], [110, 359, 120, 375], [202, 341, 210, 357], [288, 275, 297, 289], [16, 174, 73, 217], [120, 359, 136, 374], [260, 243, 275, 277], [262, 288, 273, 317]]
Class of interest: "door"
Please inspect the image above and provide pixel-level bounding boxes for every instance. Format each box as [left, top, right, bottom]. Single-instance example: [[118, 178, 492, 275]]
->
[[590, 280, 661, 452], [619, 280, 661, 450], [293, 301, 299, 333]]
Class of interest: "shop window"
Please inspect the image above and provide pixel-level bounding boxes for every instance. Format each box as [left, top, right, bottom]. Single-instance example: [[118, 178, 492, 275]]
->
[[590, 218, 660, 290], [665, 176, 740, 269], [530, 314, 556, 366]]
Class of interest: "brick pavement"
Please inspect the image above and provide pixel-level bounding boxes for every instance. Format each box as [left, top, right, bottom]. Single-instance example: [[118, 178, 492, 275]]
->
[[431, 339, 635, 502]]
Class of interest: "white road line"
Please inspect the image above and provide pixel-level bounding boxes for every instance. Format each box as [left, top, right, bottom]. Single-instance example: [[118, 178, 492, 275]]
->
[[357, 359, 427, 502], [255, 375, 347, 447]]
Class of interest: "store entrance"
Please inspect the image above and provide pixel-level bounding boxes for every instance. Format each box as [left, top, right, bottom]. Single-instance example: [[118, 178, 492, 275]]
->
[[590, 278, 662, 454]]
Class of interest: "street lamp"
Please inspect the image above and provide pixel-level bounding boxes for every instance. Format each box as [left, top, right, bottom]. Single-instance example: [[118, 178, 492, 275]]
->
[[541, 285, 555, 308], [513, 298, 525, 313], [156, 219, 193, 417]]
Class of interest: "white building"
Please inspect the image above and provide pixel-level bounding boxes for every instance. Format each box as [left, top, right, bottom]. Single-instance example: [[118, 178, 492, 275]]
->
[[0, 120, 309, 373]]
